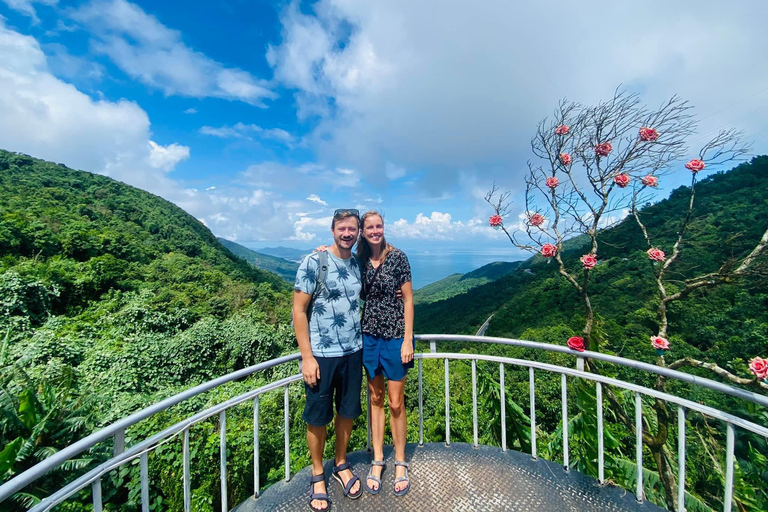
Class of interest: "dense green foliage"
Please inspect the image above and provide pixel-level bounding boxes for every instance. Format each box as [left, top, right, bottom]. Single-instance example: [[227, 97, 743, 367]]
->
[[413, 261, 520, 304], [217, 238, 299, 282]]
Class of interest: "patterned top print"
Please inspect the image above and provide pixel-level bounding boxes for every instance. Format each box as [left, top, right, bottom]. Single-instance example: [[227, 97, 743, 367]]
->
[[295, 251, 363, 357], [362, 248, 412, 339]]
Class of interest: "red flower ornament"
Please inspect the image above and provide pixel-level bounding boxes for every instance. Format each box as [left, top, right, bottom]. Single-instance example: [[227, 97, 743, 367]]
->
[[546, 176, 560, 189], [641, 175, 658, 187], [651, 335, 670, 355], [614, 173, 631, 188], [489, 214, 503, 228], [749, 357, 768, 380], [647, 248, 666, 262], [685, 159, 705, 173], [555, 124, 570, 135], [639, 127, 659, 142], [595, 142, 612, 157], [559, 153, 572, 166], [529, 213, 545, 227], [580, 254, 597, 270], [567, 336, 585, 352], [541, 243, 557, 258]]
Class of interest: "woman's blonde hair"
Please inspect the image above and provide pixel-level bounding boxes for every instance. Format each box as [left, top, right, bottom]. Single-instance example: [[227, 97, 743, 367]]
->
[[356, 210, 393, 264]]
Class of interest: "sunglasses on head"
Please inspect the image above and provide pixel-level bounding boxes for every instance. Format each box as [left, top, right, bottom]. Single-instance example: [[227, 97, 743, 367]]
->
[[333, 208, 360, 217]]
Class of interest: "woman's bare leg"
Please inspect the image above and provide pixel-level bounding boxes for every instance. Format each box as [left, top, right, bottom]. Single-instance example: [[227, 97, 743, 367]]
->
[[387, 377, 408, 492]]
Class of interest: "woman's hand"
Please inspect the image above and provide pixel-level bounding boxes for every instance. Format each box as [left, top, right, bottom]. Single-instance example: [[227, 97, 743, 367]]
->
[[401, 336, 414, 364], [314, 245, 328, 252]]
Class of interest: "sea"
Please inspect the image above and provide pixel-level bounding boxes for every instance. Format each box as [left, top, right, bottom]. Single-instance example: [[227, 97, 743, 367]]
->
[[399, 246, 523, 289]]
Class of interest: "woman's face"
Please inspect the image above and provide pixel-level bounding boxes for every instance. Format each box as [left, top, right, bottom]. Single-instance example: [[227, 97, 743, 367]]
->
[[363, 214, 384, 246]]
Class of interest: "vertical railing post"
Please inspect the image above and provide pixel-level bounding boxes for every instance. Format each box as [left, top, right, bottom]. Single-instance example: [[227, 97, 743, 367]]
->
[[284, 386, 290, 482], [500, 363, 506, 453], [418, 359, 424, 446], [140, 452, 149, 512], [220, 410, 228, 512], [92, 478, 102, 512], [445, 358, 450, 446], [678, 407, 686, 512], [254, 396, 260, 498], [724, 423, 735, 512], [472, 359, 478, 448], [561, 374, 568, 471], [635, 392, 643, 502], [430, 341, 436, 353], [183, 428, 190, 512], [596, 382, 604, 484], [114, 428, 125, 457], [529, 368, 536, 459]]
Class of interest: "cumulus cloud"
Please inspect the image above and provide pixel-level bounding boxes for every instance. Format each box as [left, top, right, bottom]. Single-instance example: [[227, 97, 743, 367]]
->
[[200, 122, 294, 144], [70, 0, 275, 106], [387, 212, 505, 241], [268, 0, 768, 196], [147, 141, 190, 172]]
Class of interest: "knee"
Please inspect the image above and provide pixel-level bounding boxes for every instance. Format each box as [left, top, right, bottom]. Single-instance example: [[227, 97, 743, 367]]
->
[[389, 398, 404, 417], [370, 390, 385, 408]]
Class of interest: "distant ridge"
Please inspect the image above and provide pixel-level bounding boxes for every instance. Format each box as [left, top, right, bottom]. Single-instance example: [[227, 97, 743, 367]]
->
[[218, 238, 299, 282], [256, 246, 311, 262], [414, 260, 521, 304]]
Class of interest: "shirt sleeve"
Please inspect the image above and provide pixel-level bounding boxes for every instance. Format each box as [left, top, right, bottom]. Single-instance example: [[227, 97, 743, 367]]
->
[[294, 253, 319, 295], [396, 250, 412, 286]]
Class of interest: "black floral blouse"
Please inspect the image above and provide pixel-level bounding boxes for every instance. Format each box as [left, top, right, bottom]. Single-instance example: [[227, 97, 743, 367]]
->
[[361, 247, 412, 339]]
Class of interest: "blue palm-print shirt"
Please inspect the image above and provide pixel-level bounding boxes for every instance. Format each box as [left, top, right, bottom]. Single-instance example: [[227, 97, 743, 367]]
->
[[295, 251, 362, 357]]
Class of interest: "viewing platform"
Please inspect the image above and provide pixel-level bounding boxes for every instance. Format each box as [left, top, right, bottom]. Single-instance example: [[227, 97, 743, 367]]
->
[[234, 443, 665, 512]]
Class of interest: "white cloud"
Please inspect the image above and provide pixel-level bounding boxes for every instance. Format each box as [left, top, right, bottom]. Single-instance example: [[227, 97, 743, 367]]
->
[[183, 107, 198, 114], [70, 0, 275, 106], [2, 0, 56, 24], [388, 211, 506, 241], [199, 122, 294, 144], [385, 161, 405, 180], [307, 194, 328, 206], [147, 141, 190, 172]]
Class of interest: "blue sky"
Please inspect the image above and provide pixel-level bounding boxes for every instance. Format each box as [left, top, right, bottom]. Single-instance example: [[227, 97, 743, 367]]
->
[[1, 0, 767, 255]]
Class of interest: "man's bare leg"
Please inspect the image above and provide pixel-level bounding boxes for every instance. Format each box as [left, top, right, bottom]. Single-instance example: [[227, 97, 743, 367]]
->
[[307, 424, 329, 510], [388, 377, 408, 493], [334, 416, 361, 495]]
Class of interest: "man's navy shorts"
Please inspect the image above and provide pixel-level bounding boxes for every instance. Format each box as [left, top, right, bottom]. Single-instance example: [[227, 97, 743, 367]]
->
[[363, 334, 414, 382], [303, 350, 363, 426]]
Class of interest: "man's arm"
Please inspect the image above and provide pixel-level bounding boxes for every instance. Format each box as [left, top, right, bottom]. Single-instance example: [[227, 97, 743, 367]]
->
[[293, 290, 321, 386]]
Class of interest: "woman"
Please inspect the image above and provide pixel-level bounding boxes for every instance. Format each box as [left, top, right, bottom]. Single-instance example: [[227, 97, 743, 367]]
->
[[357, 210, 414, 497]]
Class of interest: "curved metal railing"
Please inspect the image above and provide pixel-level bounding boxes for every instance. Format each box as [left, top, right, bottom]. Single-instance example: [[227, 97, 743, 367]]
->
[[1, 335, 766, 512]]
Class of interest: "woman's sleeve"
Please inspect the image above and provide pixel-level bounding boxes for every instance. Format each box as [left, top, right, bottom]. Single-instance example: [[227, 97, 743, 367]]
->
[[397, 250, 412, 286]]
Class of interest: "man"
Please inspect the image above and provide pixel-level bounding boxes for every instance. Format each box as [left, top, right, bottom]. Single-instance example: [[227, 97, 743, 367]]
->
[[293, 209, 363, 511]]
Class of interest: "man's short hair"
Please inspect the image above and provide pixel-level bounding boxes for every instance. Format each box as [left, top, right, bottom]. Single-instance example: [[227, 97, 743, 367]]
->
[[331, 209, 360, 229]]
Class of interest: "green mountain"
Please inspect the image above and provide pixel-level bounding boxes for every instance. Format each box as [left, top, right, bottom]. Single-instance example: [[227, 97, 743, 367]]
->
[[414, 260, 521, 304], [218, 238, 300, 282]]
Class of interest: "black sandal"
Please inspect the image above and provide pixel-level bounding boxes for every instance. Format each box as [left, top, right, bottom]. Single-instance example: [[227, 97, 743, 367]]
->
[[332, 460, 363, 499], [308, 473, 331, 512]]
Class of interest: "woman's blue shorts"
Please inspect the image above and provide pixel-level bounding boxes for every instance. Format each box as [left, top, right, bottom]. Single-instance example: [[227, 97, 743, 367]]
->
[[363, 333, 414, 382]]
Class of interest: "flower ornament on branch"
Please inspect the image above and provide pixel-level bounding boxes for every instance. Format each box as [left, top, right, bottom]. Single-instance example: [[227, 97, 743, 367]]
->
[[529, 213, 545, 227], [639, 127, 660, 142], [595, 142, 613, 157], [559, 153, 572, 166], [749, 357, 768, 380], [567, 336, 585, 352], [641, 175, 659, 187], [540, 243, 557, 258], [685, 158, 706, 173], [546, 176, 559, 189], [614, 173, 631, 188], [651, 335, 670, 356], [489, 214, 503, 229], [555, 124, 570, 135], [580, 254, 597, 270], [647, 247, 666, 262]]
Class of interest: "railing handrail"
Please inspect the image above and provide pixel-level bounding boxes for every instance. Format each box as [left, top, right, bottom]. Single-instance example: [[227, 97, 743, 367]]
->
[[0, 352, 301, 502], [416, 334, 768, 408]]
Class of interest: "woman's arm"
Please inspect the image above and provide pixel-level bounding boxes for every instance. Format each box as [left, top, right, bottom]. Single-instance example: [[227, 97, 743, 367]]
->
[[400, 280, 414, 364]]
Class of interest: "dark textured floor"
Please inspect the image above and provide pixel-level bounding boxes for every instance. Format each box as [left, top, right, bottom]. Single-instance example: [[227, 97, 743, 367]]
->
[[232, 443, 667, 512]]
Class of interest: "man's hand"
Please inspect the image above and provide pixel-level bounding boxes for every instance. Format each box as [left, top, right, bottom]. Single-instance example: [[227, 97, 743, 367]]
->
[[303, 356, 321, 387], [401, 337, 414, 364]]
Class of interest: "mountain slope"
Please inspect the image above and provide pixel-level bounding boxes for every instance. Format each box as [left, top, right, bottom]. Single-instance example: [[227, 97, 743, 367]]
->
[[414, 260, 520, 304], [218, 238, 299, 282]]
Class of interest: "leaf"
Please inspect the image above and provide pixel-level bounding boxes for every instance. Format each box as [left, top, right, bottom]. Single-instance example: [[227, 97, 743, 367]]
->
[[17, 388, 39, 431], [0, 437, 22, 478]]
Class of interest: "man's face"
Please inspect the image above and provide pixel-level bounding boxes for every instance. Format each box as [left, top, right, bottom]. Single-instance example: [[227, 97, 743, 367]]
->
[[332, 215, 359, 251]]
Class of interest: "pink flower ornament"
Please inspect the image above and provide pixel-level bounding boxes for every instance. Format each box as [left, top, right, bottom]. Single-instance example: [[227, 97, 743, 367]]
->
[[580, 254, 597, 270], [595, 142, 613, 157], [685, 159, 706, 173], [749, 357, 768, 380], [529, 213, 545, 227], [567, 336, 585, 352], [614, 173, 631, 188], [546, 176, 560, 189], [559, 153, 572, 166], [647, 248, 666, 262], [555, 124, 570, 135], [639, 127, 660, 142], [651, 335, 670, 355], [541, 243, 557, 258], [489, 214, 503, 229], [641, 175, 658, 187]]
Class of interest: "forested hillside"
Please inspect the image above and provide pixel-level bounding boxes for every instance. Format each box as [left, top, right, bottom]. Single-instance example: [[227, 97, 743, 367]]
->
[[414, 260, 520, 304], [218, 238, 299, 282]]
